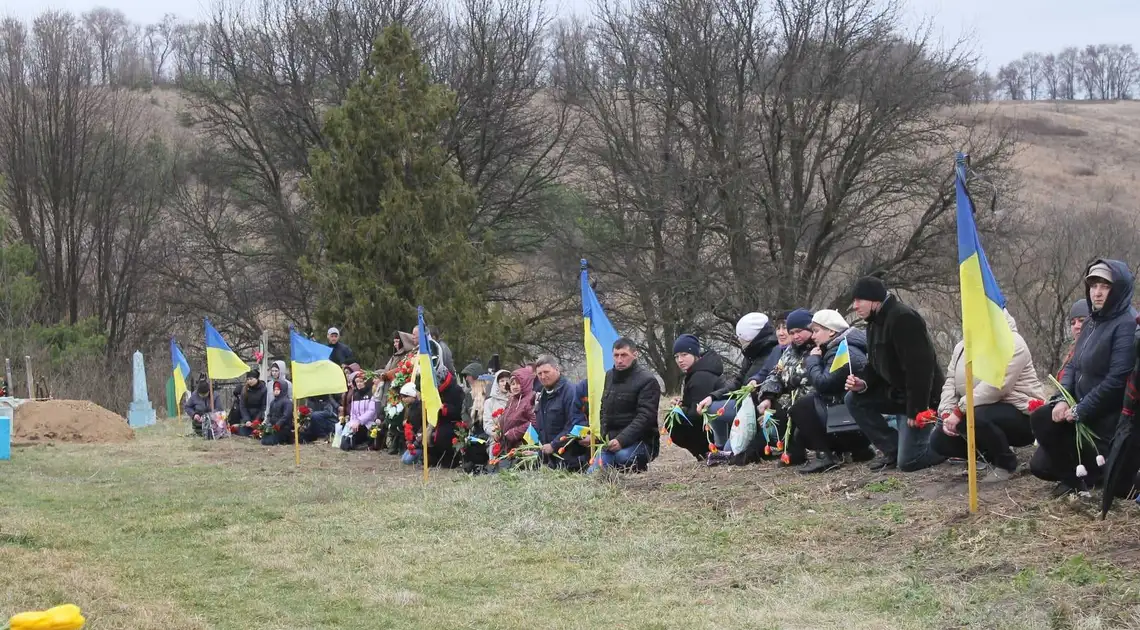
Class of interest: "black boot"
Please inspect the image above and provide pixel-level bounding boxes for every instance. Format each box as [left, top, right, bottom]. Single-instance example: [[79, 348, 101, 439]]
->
[[798, 451, 840, 474], [867, 453, 897, 471]]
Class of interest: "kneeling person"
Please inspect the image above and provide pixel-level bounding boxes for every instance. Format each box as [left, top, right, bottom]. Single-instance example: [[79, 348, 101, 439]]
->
[[593, 339, 662, 472]]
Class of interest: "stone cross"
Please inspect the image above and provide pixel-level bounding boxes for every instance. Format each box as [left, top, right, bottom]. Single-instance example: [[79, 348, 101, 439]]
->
[[127, 350, 156, 428]]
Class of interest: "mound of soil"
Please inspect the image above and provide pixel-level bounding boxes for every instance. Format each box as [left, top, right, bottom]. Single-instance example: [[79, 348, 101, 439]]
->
[[13, 400, 135, 444]]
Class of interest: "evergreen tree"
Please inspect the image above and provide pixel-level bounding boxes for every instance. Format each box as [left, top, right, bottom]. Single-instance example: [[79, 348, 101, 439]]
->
[[303, 25, 503, 365]]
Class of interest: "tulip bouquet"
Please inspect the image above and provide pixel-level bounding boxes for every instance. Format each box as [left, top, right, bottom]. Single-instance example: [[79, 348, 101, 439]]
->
[[1048, 375, 1102, 478], [555, 425, 592, 457], [489, 443, 543, 469]]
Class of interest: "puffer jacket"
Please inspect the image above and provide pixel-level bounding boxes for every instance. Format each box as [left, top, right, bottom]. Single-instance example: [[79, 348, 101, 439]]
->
[[347, 374, 377, 429], [939, 312, 1045, 415], [804, 328, 869, 405], [1061, 258, 1137, 427], [759, 341, 815, 409], [711, 326, 781, 400], [498, 367, 536, 451], [600, 361, 662, 450]]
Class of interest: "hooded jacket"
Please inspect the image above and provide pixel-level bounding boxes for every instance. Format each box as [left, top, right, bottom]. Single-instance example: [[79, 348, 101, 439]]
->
[[498, 367, 537, 451], [265, 360, 293, 410], [268, 388, 294, 430], [347, 373, 377, 429], [939, 312, 1044, 416], [1061, 259, 1137, 426], [711, 326, 781, 400], [858, 294, 943, 419], [239, 379, 268, 423], [378, 331, 416, 404], [601, 360, 662, 449], [339, 362, 362, 417], [482, 370, 511, 435], [670, 351, 724, 458], [461, 362, 488, 427], [805, 328, 869, 404]]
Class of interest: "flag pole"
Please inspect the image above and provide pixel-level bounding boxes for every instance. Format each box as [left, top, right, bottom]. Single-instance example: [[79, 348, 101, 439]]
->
[[293, 399, 301, 466], [964, 361, 979, 513], [421, 396, 429, 483]]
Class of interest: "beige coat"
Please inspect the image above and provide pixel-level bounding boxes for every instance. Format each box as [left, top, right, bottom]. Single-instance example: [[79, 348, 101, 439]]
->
[[938, 313, 1045, 415]]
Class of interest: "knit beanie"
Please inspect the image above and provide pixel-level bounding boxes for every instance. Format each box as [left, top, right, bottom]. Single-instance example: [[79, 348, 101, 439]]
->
[[1069, 299, 1089, 320], [852, 276, 888, 302], [785, 309, 814, 332], [672, 334, 700, 356], [735, 313, 770, 343], [811, 309, 850, 333]]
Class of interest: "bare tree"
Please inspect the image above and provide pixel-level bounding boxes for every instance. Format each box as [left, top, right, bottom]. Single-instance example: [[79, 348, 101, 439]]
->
[[997, 59, 1026, 100], [1057, 46, 1079, 99], [83, 7, 129, 85], [144, 15, 178, 85], [1021, 52, 1042, 100], [1040, 52, 1058, 99]]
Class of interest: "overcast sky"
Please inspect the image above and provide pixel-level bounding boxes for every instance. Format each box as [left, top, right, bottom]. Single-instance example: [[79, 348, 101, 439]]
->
[[3, 0, 1137, 70]]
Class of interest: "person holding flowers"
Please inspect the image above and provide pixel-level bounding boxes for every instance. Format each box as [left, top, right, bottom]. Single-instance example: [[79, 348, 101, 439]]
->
[[931, 310, 1043, 481], [534, 356, 590, 470], [340, 370, 378, 451], [482, 369, 511, 459], [237, 369, 268, 437], [260, 380, 295, 445], [668, 334, 724, 460], [754, 308, 818, 467], [843, 276, 946, 473], [1030, 260, 1136, 497], [490, 366, 537, 470]]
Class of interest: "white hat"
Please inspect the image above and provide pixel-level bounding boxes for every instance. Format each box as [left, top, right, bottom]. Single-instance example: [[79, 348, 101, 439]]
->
[[811, 309, 850, 334], [399, 383, 418, 397], [328, 327, 340, 336], [735, 313, 769, 343], [1086, 262, 1113, 284]]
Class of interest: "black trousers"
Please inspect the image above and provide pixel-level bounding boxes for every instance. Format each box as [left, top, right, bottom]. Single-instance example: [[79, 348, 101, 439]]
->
[[789, 393, 872, 455], [1029, 402, 1113, 486], [929, 402, 1033, 472]]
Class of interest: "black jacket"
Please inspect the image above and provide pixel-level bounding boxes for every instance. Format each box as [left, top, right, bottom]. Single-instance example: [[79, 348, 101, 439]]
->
[[600, 361, 662, 449], [329, 341, 355, 366], [183, 390, 222, 418], [711, 326, 781, 399], [239, 381, 268, 423], [268, 396, 294, 430], [805, 328, 869, 405], [858, 295, 942, 418], [671, 351, 724, 459], [1063, 259, 1137, 427]]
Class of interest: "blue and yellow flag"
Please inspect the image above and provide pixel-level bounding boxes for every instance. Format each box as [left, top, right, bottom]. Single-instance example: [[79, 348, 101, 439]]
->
[[289, 328, 348, 400], [956, 153, 1014, 387], [204, 319, 249, 380], [417, 307, 442, 428], [581, 260, 620, 438], [829, 337, 850, 373], [171, 338, 191, 407], [524, 425, 540, 445]]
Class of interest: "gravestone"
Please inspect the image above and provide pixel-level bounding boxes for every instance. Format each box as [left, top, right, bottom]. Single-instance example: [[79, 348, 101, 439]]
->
[[127, 351, 156, 428]]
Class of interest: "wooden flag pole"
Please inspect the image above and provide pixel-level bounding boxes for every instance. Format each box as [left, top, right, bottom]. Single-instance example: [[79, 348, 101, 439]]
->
[[421, 398, 430, 483], [964, 361, 979, 513], [293, 402, 301, 466]]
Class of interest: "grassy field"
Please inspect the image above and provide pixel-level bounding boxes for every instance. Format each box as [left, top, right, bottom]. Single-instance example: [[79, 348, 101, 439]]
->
[[3, 423, 1140, 629]]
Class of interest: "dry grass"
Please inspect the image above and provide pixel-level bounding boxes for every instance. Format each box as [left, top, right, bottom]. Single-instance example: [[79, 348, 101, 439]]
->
[[2, 421, 1140, 629]]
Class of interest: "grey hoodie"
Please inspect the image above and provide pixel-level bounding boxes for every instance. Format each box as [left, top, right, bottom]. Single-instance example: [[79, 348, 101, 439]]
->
[[265, 359, 293, 410]]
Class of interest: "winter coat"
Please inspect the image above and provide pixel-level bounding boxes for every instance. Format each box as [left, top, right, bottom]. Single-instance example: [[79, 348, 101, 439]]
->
[[339, 362, 362, 417], [267, 395, 294, 431], [1061, 259, 1137, 427], [536, 376, 585, 447], [759, 341, 816, 409], [482, 370, 511, 437], [711, 326, 781, 400], [378, 332, 416, 405], [671, 351, 724, 458], [939, 313, 1044, 416], [858, 294, 943, 419], [347, 380, 378, 430], [239, 381, 268, 423], [498, 367, 537, 451], [460, 362, 489, 428], [265, 360, 293, 411], [329, 341, 355, 366], [600, 361, 662, 450], [183, 390, 222, 418], [425, 371, 465, 466], [805, 328, 869, 405]]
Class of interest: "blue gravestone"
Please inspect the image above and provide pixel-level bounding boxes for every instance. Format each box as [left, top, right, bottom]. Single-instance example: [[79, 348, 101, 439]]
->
[[127, 351, 156, 428]]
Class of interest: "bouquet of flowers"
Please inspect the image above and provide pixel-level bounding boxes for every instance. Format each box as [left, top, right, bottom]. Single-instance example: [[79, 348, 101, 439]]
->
[[251, 419, 267, 439], [453, 421, 470, 455], [384, 356, 417, 419], [297, 406, 312, 432]]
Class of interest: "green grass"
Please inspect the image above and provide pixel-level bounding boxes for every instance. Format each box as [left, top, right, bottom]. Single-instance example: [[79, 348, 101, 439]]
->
[[2, 422, 1140, 629]]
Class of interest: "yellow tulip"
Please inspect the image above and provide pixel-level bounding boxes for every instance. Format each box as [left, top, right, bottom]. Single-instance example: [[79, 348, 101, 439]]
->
[[8, 603, 86, 630]]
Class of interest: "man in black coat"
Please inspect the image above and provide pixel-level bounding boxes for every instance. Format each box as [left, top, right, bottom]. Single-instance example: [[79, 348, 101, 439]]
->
[[327, 327, 355, 367], [843, 277, 946, 472], [594, 338, 662, 472], [669, 334, 723, 460]]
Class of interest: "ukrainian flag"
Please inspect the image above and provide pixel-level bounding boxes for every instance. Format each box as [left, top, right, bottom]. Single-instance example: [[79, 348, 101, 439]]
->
[[581, 259, 619, 438], [417, 307, 442, 428], [289, 328, 348, 400], [171, 338, 191, 408], [204, 319, 249, 380], [956, 153, 1014, 387], [829, 337, 850, 373], [524, 425, 540, 445]]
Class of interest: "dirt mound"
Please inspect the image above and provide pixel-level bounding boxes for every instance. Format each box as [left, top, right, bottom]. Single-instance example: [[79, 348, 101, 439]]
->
[[13, 400, 135, 444]]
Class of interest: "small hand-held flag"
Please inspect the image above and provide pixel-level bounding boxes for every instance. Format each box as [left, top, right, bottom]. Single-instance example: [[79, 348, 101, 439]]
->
[[955, 151, 1015, 514], [581, 260, 620, 445], [204, 319, 250, 380], [829, 337, 851, 374], [170, 338, 191, 410], [524, 425, 540, 445]]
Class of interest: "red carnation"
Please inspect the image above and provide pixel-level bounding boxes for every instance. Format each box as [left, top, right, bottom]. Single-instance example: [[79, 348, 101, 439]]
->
[[492, 442, 502, 456], [911, 409, 937, 429], [251, 420, 262, 428], [404, 424, 415, 442], [451, 437, 458, 445], [1027, 399, 1045, 413], [299, 406, 311, 416], [457, 422, 467, 430], [492, 409, 504, 419]]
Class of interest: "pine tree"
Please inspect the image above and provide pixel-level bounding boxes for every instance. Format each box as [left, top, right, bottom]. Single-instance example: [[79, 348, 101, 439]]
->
[[303, 25, 502, 365]]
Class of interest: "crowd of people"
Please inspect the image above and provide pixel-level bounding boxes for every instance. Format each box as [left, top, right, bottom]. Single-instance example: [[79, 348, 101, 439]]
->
[[183, 259, 1140, 499]]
